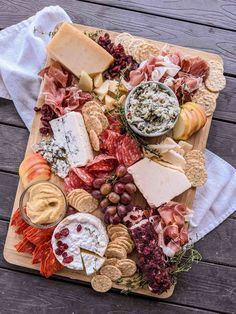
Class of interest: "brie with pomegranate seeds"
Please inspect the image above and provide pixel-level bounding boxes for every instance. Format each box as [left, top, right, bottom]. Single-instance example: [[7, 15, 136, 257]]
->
[[52, 213, 108, 272]]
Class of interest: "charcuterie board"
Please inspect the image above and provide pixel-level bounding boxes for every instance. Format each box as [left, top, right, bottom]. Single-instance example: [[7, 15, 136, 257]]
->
[[4, 23, 224, 299]]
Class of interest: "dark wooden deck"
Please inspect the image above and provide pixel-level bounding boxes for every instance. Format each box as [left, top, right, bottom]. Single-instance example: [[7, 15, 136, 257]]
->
[[0, 1, 236, 313]]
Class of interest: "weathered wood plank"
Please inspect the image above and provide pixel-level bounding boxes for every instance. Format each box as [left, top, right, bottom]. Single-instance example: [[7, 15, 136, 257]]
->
[[84, 0, 236, 31], [0, 98, 25, 127], [0, 0, 236, 75], [0, 220, 235, 313], [0, 124, 28, 173], [206, 120, 236, 168], [0, 268, 216, 314]]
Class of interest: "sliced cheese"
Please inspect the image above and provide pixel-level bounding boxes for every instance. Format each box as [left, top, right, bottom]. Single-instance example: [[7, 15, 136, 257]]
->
[[78, 71, 93, 92], [47, 23, 114, 77], [128, 158, 191, 208], [81, 251, 105, 275], [161, 149, 186, 170], [104, 94, 116, 111], [178, 141, 193, 155], [50, 112, 93, 167], [94, 80, 110, 100], [93, 73, 103, 88]]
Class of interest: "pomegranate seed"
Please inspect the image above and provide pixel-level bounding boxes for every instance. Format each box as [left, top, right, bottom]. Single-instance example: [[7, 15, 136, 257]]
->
[[54, 232, 61, 240], [55, 248, 63, 256], [63, 256, 74, 264], [77, 224, 82, 232], [62, 252, 68, 258], [60, 228, 69, 237]]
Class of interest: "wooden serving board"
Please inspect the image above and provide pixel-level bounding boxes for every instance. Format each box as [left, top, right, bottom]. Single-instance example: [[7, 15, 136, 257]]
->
[[4, 23, 223, 299]]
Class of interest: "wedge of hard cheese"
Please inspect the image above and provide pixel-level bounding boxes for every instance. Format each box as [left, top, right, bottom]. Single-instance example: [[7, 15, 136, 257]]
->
[[47, 23, 114, 77], [128, 158, 191, 208]]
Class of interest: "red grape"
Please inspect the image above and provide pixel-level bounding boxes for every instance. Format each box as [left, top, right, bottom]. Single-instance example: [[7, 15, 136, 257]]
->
[[115, 165, 127, 177], [120, 173, 133, 183], [100, 183, 112, 195], [113, 182, 125, 194], [108, 192, 120, 204], [117, 205, 128, 218], [110, 214, 121, 224], [91, 190, 103, 200], [104, 212, 110, 224], [100, 198, 110, 209], [120, 192, 132, 204], [125, 183, 137, 194], [106, 206, 117, 216], [93, 178, 105, 189]]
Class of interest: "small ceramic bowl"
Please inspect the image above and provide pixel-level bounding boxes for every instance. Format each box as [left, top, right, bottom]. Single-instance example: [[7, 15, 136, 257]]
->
[[19, 181, 67, 229], [124, 81, 179, 137]]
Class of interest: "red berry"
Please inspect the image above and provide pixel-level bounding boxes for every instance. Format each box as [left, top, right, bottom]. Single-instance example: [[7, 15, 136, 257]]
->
[[60, 228, 69, 237], [55, 248, 63, 256], [63, 256, 74, 264], [56, 240, 63, 247], [77, 224, 82, 232], [62, 252, 68, 258], [54, 232, 61, 240]]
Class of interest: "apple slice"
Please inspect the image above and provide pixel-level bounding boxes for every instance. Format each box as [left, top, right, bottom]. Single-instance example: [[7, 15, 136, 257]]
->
[[19, 153, 47, 177], [22, 165, 51, 187], [183, 102, 207, 129], [173, 109, 190, 140]]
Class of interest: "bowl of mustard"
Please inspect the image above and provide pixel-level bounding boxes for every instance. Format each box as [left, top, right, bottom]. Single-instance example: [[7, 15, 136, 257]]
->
[[19, 181, 67, 229]]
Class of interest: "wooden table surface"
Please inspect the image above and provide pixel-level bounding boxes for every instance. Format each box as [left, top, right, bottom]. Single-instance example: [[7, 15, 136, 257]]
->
[[0, 1, 236, 313]]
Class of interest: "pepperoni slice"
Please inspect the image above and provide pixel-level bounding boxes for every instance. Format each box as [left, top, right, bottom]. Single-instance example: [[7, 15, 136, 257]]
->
[[65, 167, 94, 193], [23, 226, 54, 247], [120, 135, 142, 166], [15, 238, 35, 254], [100, 129, 123, 155], [39, 241, 63, 278], [86, 154, 117, 172]]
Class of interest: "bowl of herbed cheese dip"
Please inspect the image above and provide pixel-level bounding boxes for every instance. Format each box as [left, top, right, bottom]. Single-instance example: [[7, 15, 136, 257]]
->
[[125, 81, 180, 137]]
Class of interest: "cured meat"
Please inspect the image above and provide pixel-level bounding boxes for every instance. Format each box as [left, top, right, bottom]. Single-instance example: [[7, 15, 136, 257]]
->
[[11, 209, 29, 235], [101, 130, 142, 167], [23, 226, 55, 247], [39, 62, 69, 87], [180, 56, 209, 79], [129, 219, 173, 294], [149, 201, 190, 257], [15, 238, 35, 254], [65, 167, 94, 193], [64, 86, 92, 112], [86, 154, 117, 173], [38, 241, 63, 278]]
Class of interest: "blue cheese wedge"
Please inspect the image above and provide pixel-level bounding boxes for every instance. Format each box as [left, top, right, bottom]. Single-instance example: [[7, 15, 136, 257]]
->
[[50, 112, 93, 168], [128, 157, 191, 208], [81, 251, 105, 275]]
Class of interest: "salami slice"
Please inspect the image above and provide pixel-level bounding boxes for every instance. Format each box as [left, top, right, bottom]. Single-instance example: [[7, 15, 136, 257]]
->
[[120, 135, 142, 166], [15, 238, 36, 254], [100, 129, 123, 156], [86, 154, 117, 172], [65, 167, 94, 192]]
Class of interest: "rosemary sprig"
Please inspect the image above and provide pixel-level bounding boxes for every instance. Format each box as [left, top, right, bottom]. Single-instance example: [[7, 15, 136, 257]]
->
[[169, 245, 202, 278], [116, 272, 147, 295], [84, 29, 102, 42]]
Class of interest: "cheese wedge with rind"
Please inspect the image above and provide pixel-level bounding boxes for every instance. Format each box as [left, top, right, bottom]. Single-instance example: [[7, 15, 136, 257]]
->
[[47, 23, 114, 77], [128, 158, 191, 208], [81, 251, 105, 275]]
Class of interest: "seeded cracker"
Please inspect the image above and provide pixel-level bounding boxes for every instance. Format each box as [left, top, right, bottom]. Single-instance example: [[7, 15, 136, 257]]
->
[[89, 129, 100, 151], [128, 38, 145, 56], [113, 238, 133, 254], [110, 231, 130, 241], [76, 195, 98, 213], [100, 265, 122, 281], [104, 258, 119, 266], [117, 259, 137, 277], [108, 226, 129, 237], [185, 150, 205, 164], [90, 112, 109, 129], [205, 60, 226, 92], [84, 115, 103, 135], [91, 275, 112, 293], [105, 246, 127, 259], [107, 223, 127, 232], [185, 165, 208, 187]]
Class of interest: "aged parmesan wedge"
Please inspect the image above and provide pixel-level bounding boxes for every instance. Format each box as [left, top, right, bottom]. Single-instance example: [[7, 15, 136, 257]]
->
[[47, 23, 114, 77], [50, 112, 93, 168], [128, 158, 191, 208], [81, 251, 105, 275], [161, 150, 186, 170]]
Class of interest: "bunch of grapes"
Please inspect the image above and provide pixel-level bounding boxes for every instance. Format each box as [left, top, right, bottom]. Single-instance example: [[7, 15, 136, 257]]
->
[[91, 165, 137, 224]]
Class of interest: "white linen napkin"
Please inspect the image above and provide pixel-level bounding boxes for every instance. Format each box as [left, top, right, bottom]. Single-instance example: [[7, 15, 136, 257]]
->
[[0, 6, 235, 243]]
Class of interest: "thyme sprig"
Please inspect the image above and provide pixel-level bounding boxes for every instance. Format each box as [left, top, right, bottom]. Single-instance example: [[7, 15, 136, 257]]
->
[[169, 245, 202, 279], [116, 272, 147, 295], [84, 29, 103, 42]]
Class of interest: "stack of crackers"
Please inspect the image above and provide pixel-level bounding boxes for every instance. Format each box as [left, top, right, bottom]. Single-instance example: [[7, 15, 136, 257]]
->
[[67, 188, 98, 213], [82, 101, 108, 151], [184, 150, 207, 187]]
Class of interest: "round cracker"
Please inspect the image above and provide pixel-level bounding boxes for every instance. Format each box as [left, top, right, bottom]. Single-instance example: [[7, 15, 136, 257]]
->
[[208, 60, 224, 72], [192, 92, 217, 116], [128, 38, 145, 56], [91, 275, 112, 293], [76, 195, 98, 213], [113, 239, 133, 254], [107, 223, 127, 232], [82, 101, 103, 113], [100, 265, 122, 281], [105, 247, 127, 259], [116, 260, 137, 277], [205, 70, 226, 92], [185, 165, 208, 187], [89, 111, 109, 130], [185, 158, 204, 171], [185, 150, 205, 164], [108, 226, 129, 237], [135, 42, 159, 62], [103, 258, 118, 266], [89, 129, 100, 152], [115, 32, 133, 47], [84, 115, 103, 135], [110, 231, 130, 241], [107, 243, 127, 252]]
